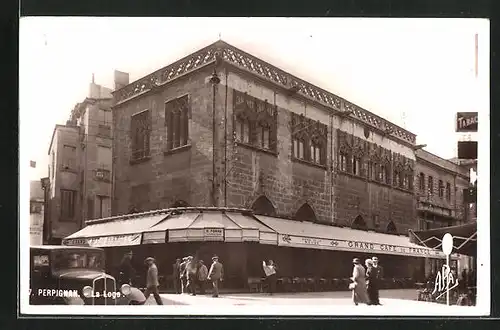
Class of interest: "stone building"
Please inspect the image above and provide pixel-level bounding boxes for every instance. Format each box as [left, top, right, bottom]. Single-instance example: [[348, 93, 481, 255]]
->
[[66, 41, 447, 289], [44, 77, 115, 243]]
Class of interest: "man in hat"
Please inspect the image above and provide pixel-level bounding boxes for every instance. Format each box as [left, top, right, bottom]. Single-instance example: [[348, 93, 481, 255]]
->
[[372, 256, 383, 305], [144, 257, 163, 305], [118, 251, 135, 286], [179, 256, 189, 294], [208, 255, 224, 297], [172, 258, 182, 294], [351, 258, 368, 305]]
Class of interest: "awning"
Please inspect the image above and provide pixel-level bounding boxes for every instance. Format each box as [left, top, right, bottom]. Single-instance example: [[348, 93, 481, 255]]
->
[[256, 215, 446, 259], [143, 209, 278, 244], [62, 213, 168, 247], [409, 222, 477, 257]]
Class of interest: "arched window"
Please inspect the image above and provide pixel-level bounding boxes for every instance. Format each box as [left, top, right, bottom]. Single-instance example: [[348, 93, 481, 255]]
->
[[386, 221, 397, 234], [171, 200, 190, 208], [351, 215, 367, 230], [294, 203, 317, 222], [251, 196, 276, 216]]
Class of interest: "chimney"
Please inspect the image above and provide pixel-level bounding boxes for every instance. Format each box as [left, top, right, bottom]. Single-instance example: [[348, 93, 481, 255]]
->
[[114, 70, 130, 91]]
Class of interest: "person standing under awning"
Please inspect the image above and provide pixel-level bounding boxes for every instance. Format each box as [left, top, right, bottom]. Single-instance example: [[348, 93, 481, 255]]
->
[[262, 259, 277, 295]]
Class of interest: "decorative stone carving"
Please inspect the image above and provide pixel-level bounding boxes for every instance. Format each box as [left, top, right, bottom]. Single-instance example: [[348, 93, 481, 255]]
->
[[114, 40, 416, 145]]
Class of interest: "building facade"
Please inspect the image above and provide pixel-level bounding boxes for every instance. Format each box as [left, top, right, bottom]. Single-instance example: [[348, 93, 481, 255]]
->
[[95, 41, 450, 288], [45, 78, 115, 243], [29, 181, 45, 245], [415, 150, 471, 230]]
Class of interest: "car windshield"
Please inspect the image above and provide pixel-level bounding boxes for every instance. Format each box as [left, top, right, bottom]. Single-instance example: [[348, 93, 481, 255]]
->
[[52, 250, 104, 271]]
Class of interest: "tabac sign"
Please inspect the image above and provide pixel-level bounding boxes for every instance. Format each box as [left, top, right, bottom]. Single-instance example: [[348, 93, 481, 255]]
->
[[456, 112, 478, 132]]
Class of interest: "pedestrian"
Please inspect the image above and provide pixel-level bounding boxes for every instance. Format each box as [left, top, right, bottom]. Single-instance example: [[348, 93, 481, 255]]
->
[[365, 259, 377, 305], [143, 257, 163, 305], [179, 256, 189, 294], [371, 256, 383, 305], [197, 260, 208, 294], [208, 255, 224, 298], [185, 256, 199, 296], [350, 258, 368, 306], [118, 251, 135, 286], [172, 258, 182, 294], [262, 259, 277, 295]]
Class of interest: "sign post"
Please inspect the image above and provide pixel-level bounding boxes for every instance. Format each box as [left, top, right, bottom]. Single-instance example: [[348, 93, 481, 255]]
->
[[442, 233, 454, 306]]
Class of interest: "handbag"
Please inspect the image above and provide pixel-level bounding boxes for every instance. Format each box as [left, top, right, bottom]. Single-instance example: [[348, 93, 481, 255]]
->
[[349, 282, 357, 290]]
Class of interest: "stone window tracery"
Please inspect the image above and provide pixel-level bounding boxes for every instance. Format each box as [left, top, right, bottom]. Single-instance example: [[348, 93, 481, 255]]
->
[[130, 110, 151, 161], [165, 95, 189, 150], [292, 113, 327, 166], [233, 91, 277, 152]]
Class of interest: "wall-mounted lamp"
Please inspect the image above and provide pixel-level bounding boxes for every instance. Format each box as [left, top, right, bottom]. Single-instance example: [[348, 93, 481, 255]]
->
[[209, 69, 221, 85]]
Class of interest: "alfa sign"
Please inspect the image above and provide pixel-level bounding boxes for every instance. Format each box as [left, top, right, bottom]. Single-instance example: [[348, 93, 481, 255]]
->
[[456, 112, 478, 132]]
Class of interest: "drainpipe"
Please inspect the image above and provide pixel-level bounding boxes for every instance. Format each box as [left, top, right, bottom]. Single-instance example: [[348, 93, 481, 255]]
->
[[224, 68, 228, 207], [210, 69, 221, 207]]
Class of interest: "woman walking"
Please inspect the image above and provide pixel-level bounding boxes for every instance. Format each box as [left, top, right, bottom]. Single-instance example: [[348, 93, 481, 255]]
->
[[350, 258, 368, 305], [365, 259, 377, 305]]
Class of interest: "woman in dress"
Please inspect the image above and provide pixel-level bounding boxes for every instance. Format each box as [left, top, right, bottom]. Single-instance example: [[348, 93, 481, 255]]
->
[[365, 258, 377, 305], [351, 258, 368, 305]]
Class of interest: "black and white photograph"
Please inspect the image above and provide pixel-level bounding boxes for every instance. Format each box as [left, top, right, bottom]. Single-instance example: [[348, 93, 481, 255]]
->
[[19, 17, 489, 316]]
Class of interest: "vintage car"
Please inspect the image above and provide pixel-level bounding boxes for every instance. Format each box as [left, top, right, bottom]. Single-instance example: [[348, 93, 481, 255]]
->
[[29, 245, 147, 305]]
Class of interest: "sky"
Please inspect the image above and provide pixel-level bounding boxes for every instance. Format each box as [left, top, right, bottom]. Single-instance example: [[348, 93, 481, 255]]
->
[[20, 17, 489, 181]]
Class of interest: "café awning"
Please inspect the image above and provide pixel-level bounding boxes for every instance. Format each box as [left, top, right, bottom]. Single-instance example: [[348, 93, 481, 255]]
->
[[62, 212, 169, 247], [142, 208, 278, 244], [256, 215, 445, 259], [408, 222, 477, 257]]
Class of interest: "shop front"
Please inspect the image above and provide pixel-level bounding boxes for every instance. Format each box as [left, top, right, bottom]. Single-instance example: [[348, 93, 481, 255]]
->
[[63, 207, 448, 292]]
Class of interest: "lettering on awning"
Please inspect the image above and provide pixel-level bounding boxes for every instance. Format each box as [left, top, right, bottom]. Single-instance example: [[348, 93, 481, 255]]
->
[[203, 228, 224, 241], [277, 234, 445, 258], [65, 234, 142, 247]]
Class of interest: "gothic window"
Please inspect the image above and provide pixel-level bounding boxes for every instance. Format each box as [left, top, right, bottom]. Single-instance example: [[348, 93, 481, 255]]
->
[[419, 173, 425, 192], [294, 203, 317, 222], [131, 110, 151, 161], [338, 152, 347, 172], [405, 173, 413, 190], [165, 95, 189, 150], [386, 221, 397, 234], [438, 180, 444, 198], [351, 215, 367, 230], [379, 164, 387, 183], [353, 156, 362, 176], [251, 195, 276, 216], [235, 117, 251, 144], [292, 137, 305, 160], [367, 161, 375, 180], [256, 123, 271, 149], [428, 176, 434, 196]]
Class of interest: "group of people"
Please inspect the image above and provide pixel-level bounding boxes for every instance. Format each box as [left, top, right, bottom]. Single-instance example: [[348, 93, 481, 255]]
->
[[351, 256, 383, 306], [172, 255, 224, 298]]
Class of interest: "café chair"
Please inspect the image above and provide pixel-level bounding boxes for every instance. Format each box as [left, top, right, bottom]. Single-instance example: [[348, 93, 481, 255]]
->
[[319, 278, 328, 291], [247, 277, 262, 293]]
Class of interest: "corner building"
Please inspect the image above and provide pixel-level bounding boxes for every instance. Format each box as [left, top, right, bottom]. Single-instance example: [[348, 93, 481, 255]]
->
[[73, 41, 447, 290]]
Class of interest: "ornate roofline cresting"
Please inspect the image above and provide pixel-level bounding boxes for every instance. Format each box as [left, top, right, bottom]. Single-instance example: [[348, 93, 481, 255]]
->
[[112, 40, 416, 145]]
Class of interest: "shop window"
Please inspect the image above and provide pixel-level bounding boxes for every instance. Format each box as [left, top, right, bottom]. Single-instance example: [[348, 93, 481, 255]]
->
[[130, 110, 151, 161], [386, 221, 397, 234], [251, 195, 276, 216], [165, 95, 189, 150], [294, 203, 317, 222], [351, 215, 367, 230]]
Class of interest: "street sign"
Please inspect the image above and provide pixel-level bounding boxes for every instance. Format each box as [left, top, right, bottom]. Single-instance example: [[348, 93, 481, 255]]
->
[[442, 233, 454, 255]]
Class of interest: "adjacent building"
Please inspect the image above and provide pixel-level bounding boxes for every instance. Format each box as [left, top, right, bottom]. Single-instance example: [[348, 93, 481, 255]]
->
[[44, 77, 115, 243], [29, 181, 45, 245]]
